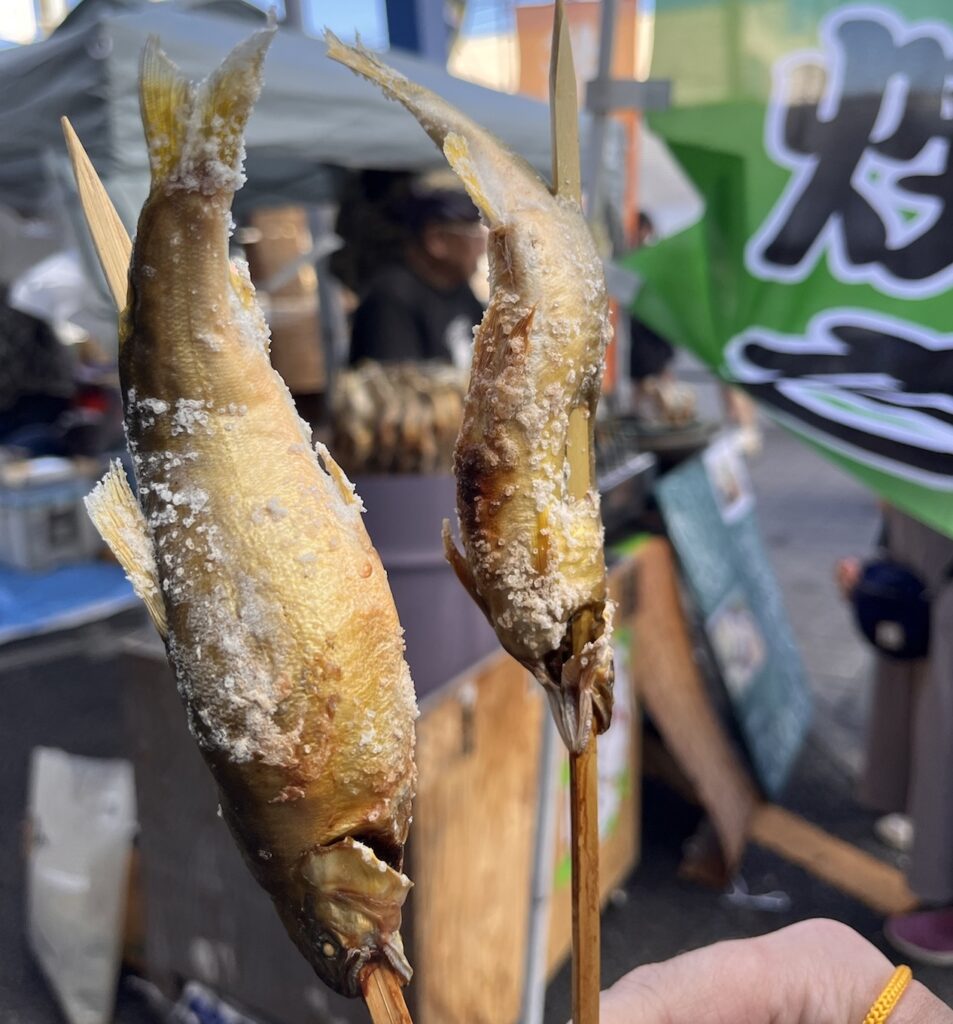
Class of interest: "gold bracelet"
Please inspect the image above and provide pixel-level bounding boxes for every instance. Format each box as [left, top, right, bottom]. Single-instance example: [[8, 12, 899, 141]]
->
[[862, 965, 913, 1024]]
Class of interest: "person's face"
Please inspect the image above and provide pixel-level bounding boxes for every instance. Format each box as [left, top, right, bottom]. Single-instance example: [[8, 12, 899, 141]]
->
[[422, 220, 488, 282]]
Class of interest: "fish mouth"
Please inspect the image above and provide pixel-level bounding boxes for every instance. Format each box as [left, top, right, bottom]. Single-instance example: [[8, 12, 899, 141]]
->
[[535, 602, 615, 753], [344, 947, 373, 996], [348, 932, 413, 996]]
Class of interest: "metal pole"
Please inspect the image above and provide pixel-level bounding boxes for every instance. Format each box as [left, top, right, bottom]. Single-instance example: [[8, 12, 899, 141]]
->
[[582, 0, 619, 221], [283, 0, 304, 31], [519, 710, 562, 1024]]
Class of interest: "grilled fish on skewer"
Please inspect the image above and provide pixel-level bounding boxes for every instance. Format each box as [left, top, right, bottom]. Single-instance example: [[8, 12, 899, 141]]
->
[[326, 35, 613, 754], [84, 29, 416, 997]]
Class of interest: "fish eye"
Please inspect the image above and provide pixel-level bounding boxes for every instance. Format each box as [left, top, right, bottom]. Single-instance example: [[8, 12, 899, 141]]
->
[[318, 933, 340, 958]]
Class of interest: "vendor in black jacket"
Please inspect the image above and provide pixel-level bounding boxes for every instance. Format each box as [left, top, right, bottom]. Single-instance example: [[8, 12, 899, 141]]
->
[[348, 189, 486, 368]]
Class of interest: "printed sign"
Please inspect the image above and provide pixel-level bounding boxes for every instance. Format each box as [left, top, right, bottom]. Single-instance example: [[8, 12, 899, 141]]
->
[[655, 437, 812, 796]]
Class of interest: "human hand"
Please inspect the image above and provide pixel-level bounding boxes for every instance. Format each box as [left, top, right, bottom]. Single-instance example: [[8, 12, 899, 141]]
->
[[599, 920, 952, 1024]]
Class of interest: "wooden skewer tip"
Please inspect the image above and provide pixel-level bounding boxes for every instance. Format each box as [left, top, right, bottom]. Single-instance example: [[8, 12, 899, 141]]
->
[[60, 116, 131, 311], [361, 962, 413, 1024]]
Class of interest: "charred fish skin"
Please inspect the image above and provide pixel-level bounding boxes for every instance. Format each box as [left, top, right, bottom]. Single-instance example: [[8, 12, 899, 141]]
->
[[87, 29, 416, 997], [326, 35, 614, 754]]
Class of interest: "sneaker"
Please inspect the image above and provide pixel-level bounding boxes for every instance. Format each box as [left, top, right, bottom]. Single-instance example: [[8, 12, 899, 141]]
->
[[875, 813, 914, 853], [885, 907, 953, 966]]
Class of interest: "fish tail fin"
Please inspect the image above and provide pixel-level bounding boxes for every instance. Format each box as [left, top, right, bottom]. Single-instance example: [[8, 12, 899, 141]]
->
[[324, 31, 546, 225], [324, 30, 409, 103], [140, 24, 275, 194], [139, 37, 194, 185]]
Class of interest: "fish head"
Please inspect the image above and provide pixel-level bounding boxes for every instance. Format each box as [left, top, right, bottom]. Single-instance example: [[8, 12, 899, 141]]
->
[[292, 837, 413, 997], [536, 599, 616, 754]]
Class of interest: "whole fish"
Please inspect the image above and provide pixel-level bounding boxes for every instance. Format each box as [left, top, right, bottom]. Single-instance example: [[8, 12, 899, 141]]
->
[[85, 28, 416, 997], [326, 34, 613, 754]]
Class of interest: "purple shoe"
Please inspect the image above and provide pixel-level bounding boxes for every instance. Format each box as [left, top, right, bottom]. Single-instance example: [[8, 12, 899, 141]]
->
[[885, 907, 953, 967]]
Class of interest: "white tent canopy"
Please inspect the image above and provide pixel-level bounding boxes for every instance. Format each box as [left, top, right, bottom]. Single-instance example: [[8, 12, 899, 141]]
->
[[0, 0, 570, 226], [0, 0, 654, 350]]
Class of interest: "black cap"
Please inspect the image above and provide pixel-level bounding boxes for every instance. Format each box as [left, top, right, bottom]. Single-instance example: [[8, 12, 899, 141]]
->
[[401, 188, 480, 235]]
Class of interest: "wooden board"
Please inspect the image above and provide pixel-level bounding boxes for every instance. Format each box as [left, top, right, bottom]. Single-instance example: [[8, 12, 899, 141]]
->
[[749, 804, 917, 916], [629, 537, 758, 873], [410, 654, 545, 1024], [629, 537, 918, 915], [409, 555, 643, 1019]]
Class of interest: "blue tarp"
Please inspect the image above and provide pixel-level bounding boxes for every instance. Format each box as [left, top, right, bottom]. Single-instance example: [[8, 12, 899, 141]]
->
[[0, 561, 138, 645]]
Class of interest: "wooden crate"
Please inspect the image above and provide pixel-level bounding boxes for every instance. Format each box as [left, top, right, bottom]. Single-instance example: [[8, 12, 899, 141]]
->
[[409, 654, 544, 1024]]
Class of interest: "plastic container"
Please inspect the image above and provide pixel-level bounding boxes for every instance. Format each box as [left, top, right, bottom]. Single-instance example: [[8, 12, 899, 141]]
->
[[356, 474, 498, 700], [0, 457, 101, 571]]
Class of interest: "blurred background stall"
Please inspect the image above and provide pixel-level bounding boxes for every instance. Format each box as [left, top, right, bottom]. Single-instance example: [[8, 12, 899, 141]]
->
[[3, 1, 953, 1023]]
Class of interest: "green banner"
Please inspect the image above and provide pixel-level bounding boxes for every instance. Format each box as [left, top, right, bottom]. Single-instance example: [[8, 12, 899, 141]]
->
[[624, 2, 953, 535]]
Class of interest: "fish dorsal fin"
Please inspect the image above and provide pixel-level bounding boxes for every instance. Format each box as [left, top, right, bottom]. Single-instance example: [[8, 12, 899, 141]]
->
[[85, 462, 168, 638], [140, 36, 195, 185]]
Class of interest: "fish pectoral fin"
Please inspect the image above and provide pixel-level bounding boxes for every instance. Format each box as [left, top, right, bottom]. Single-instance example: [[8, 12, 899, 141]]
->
[[442, 519, 490, 617], [443, 132, 501, 226], [85, 462, 168, 638], [140, 24, 275, 192]]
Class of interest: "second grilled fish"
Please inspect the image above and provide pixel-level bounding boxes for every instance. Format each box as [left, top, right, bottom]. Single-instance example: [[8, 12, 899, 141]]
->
[[326, 35, 614, 754]]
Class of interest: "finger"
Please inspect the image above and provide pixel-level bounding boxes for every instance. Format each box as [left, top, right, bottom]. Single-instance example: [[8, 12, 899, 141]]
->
[[600, 937, 775, 1024], [599, 920, 892, 1024]]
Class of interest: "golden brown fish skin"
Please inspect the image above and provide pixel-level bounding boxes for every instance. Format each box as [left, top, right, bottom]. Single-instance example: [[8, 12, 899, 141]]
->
[[450, 201, 614, 751], [111, 32, 417, 997], [326, 35, 614, 753]]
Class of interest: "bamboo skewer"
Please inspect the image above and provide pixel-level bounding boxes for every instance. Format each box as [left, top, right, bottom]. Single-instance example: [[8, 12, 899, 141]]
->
[[549, 0, 581, 201], [61, 116, 414, 1024], [569, 730, 600, 1023], [362, 963, 414, 1024], [550, 7, 602, 1022], [61, 118, 131, 309]]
